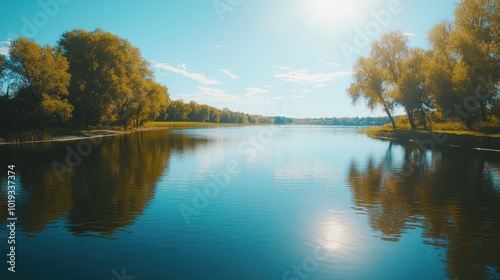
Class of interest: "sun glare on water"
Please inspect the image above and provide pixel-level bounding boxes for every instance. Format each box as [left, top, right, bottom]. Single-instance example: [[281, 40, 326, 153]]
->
[[327, 222, 343, 249]]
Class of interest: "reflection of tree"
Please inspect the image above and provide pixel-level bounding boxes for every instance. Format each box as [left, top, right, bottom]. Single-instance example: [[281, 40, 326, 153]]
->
[[0, 130, 208, 236], [348, 143, 500, 279]]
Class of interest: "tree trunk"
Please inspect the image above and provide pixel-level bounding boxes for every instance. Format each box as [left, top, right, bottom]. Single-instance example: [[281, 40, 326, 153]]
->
[[479, 100, 488, 122], [406, 107, 417, 130], [419, 103, 428, 130], [383, 103, 397, 130]]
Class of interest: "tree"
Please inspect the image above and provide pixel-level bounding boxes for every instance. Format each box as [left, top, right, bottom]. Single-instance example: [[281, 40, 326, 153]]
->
[[8, 37, 73, 127], [196, 104, 211, 122], [131, 79, 170, 128], [398, 48, 432, 129], [348, 56, 397, 130], [372, 31, 418, 129], [58, 29, 158, 128], [426, 21, 460, 121], [166, 99, 191, 121], [209, 108, 220, 123], [451, 0, 500, 123]]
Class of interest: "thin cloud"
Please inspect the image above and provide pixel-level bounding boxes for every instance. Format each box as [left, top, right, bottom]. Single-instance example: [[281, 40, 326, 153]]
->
[[245, 87, 272, 105], [194, 86, 241, 102], [0, 47, 8, 56], [220, 69, 239, 79], [403, 32, 417, 37], [313, 83, 326, 88], [301, 89, 311, 94], [245, 87, 270, 96], [152, 61, 219, 85], [0, 39, 12, 56], [275, 68, 352, 84], [326, 62, 341, 67]]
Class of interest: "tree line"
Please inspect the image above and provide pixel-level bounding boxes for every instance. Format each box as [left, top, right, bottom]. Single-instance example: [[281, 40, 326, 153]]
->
[[292, 116, 390, 126], [0, 29, 274, 135], [162, 99, 274, 124], [348, 0, 500, 130]]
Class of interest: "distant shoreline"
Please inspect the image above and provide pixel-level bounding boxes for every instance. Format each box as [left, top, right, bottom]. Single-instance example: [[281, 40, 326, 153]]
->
[[362, 127, 500, 153]]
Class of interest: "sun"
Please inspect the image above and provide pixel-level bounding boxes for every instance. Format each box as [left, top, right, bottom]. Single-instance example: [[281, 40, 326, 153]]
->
[[305, 0, 361, 27]]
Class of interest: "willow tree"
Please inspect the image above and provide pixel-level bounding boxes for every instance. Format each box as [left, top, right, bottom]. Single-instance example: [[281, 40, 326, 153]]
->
[[8, 37, 73, 127], [371, 31, 423, 129], [398, 48, 432, 130], [58, 29, 165, 128], [348, 56, 396, 130], [451, 0, 500, 123], [425, 20, 460, 121]]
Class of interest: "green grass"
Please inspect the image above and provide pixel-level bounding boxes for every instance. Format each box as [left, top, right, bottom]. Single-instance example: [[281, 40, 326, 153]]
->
[[6, 130, 53, 142], [143, 121, 246, 129], [360, 124, 500, 150]]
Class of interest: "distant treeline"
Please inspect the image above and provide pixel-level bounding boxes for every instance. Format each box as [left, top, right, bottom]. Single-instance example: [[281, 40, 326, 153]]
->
[[291, 117, 390, 126], [161, 99, 273, 124], [348, 0, 500, 130]]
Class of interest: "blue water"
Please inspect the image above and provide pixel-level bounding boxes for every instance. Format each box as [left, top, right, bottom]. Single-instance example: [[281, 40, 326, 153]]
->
[[0, 126, 499, 279]]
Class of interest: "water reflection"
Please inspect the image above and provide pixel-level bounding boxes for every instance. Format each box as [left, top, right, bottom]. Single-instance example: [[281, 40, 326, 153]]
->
[[0, 130, 209, 236], [348, 142, 500, 279], [326, 222, 343, 250]]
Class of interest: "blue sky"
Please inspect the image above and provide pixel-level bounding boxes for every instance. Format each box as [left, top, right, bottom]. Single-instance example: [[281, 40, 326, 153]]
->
[[0, 0, 458, 118]]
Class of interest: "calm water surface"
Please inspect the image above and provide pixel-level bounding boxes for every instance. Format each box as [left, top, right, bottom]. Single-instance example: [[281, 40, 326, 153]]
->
[[0, 126, 499, 279]]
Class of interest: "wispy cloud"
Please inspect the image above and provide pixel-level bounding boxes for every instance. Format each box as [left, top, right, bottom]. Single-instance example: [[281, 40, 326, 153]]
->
[[313, 83, 326, 88], [245, 87, 272, 105], [326, 61, 341, 67], [274, 96, 285, 100], [403, 32, 416, 37], [194, 86, 241, 102], [301, 89, 311, 94], [220, 69, 239, 79], [275, 68, 352, 84], [152, 61, 219, 85], [245, 87, 270, 96], [0, 39, 12, 56]]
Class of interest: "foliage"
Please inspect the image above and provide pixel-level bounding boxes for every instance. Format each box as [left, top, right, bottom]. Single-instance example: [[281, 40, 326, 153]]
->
[[6, 37, 73, 128], [348, 0, 500, 130], [57, 29, 169, 129]]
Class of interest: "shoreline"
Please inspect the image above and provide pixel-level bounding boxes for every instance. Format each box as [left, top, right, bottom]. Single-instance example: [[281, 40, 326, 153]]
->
[[362, 127, 500, 153], [0, 127, 169, 145], [0, 122, 248, 145]]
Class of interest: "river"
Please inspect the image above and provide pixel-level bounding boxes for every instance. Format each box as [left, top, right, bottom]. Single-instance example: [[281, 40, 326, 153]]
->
[[0, 126, 499, 279]]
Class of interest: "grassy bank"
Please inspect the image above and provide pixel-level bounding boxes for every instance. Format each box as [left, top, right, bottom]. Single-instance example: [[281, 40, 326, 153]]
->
[[361, 126, 500, 151]]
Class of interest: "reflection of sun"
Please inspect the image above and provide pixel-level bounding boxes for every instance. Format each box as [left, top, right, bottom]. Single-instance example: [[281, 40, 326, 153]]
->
[[327, 223, 343, 249]]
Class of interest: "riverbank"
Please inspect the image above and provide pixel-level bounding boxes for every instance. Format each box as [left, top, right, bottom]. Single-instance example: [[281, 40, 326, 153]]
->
[[0, 122, 245, 145], [362, 126, 500, 152]]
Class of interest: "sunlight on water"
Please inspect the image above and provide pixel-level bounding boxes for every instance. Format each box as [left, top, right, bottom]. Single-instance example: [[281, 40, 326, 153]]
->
[[326, 222, 343, 250]]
